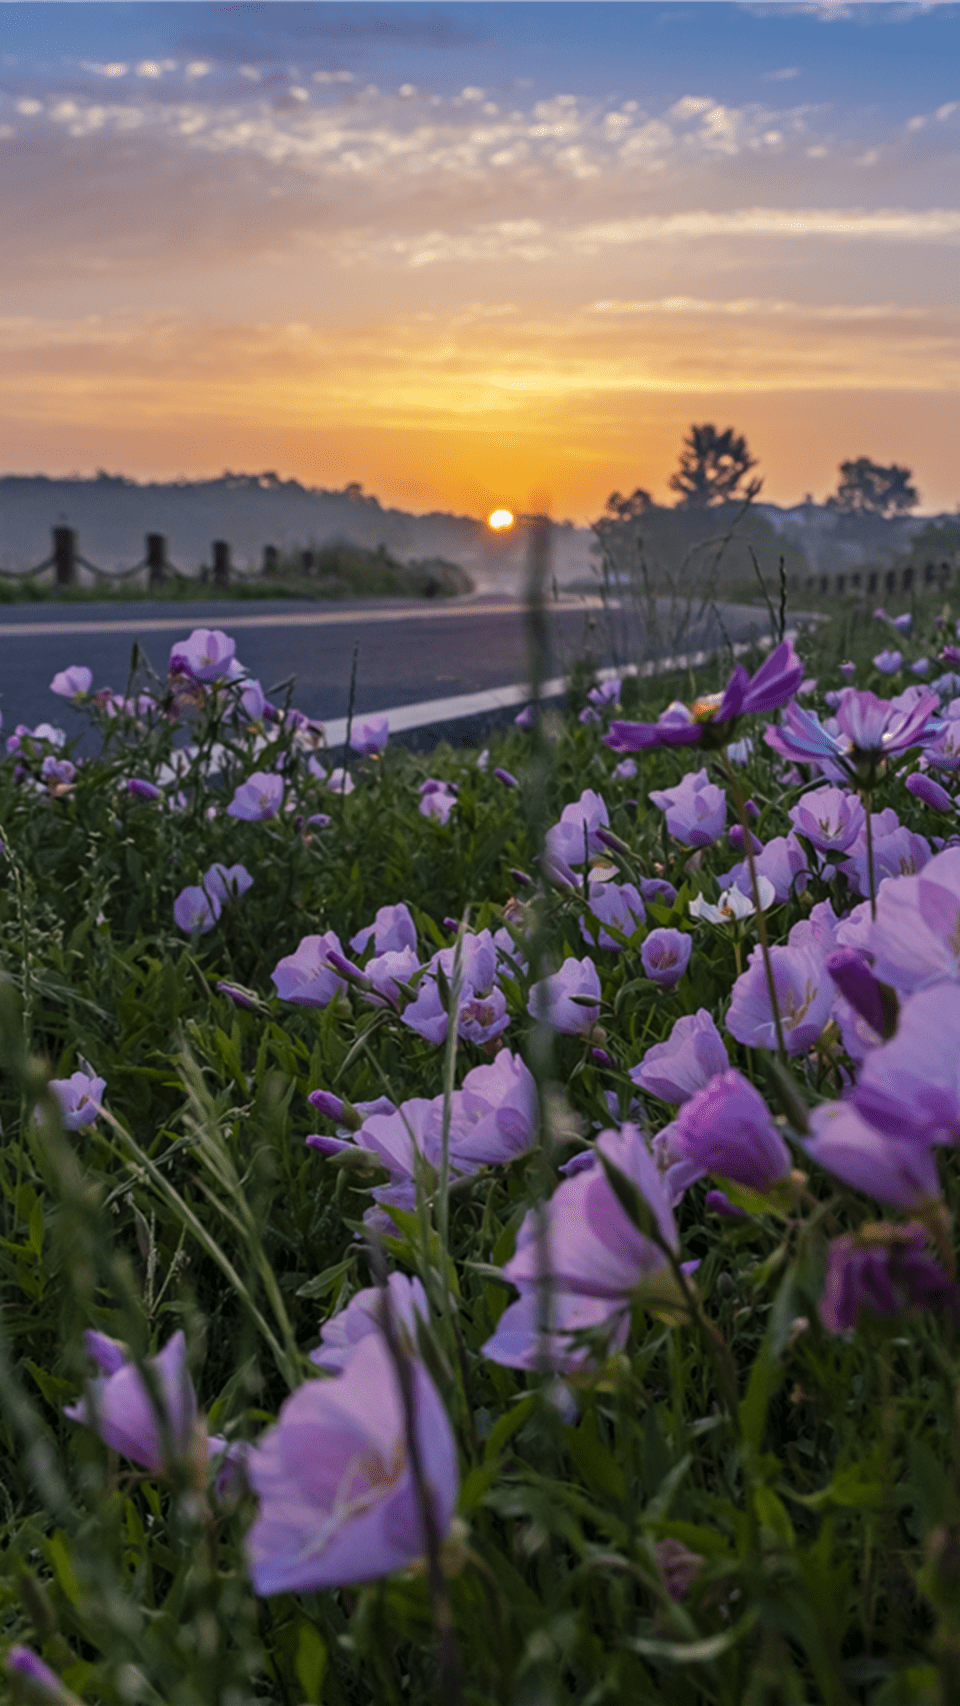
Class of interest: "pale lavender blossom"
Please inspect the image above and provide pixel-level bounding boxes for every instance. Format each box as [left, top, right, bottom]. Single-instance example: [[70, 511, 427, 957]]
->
[[226, 772, 283, 821], [271, 932, 348, 1006], [925, 714, 960, 773], [906, 773, 951, 812], [674, 1069, 791, 1192], [717, 833, 809, 903], [868, 847, 960, 992], [629, 1009, 729, 1104], [41, 756, 76, 788], [852, 983, 960, 1147], [545, 789, 611, 867], [5, 1647, 81, 1704], [581, 880, 645, 950], [482, 1287, 630, 1373], [639, 876, 678, 909], [174, 885, 221, 935], [873, 650, 902, 675], [820, 1225, 960, 1333], [64, 1329, 198, 1472], [766, 687, 941, 775], [445, 1050, 538, 1168], [310, 1274, 430, 1373], [402, 930, 509, 1045], [891, 613, 913, 636], [309, 757, 356, 795], [203, 862, 253, 904], [579, 679, 622, 723], [912, 659, 931, 678], [804, 1101, 941, 1209], [419, 782, 457, 823], [350, 715, 389, 756], [789, 786, 865, 855], [527, 956, 602, 1034], [361, 946, 422, 1009], [245, 1331, 458, 1595], [825, 949, 889, 1038], [649, 768, 727, 848], [612, 757, 637, 780], [351, 902, 418, 957], [48, 1070, 106, 1131], [840, 820, 930, 898], [514, 705, 535, 729], [50, 665, 92, 700], [727, 943, 833, 1055], [640, 929, 692, 989], [169, 628, 237, 683]]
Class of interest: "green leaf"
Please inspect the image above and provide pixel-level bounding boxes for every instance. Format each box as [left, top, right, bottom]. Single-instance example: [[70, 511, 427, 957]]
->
[[294, 1620, 328, 1704], [563, 1409, 625, 1501], [484, 1394, 537, 1464], [28, 1197, 44, 1259], [628, 1612, 757, 1665]]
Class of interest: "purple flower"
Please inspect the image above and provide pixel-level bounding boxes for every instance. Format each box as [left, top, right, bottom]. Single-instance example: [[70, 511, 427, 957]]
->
[[649, 768, 727, 848], [238, 677, 268, 721], [493, 767, 518, 788], [840, 817, 930, 899], [912, 659, 931, 678], [717, 832, 810, 904], [4, 1648, 80, 1704], [216, 981, 261, 1011], [446, 1049, 538, 1167], [870, 845, 960, 992], [630, 1009, 729, 1104], [174, 884, 221, 935], [873, 650, 903, 676], [226, 772, 283, 821], [613, 757, 637, 780], [705, 1189, 748, 1219], [639, 876, 678, 909], [674, 1069, 791, 1192], [169, 628, 237, 684], [126, 778, 161, 802], [245, 1331, 458, 1595], [839, 662, 856, 681], [351, 902, 417, 957], [419, 783, 457, 823], [350, 715, 389, 756], [605, 639, 804, 752], [640, 928, 692, 989], [581, 880, 645, 950], [482, 1287, 630, 1373], [514, 704, 535, 729], [271, 932, 348, 1006], [727, 943, 834, 1055], [820, 1224, 960, 1333], [527, 956, 601, 1034], [50, 665, 92, 700], [402, 930, 509, 1046], [891, 613, 913, 636], [64, 1329, 198, 1472], [789, 786, 865, 854], [48, 1070, 106, 1131], [728, 822, 762, 855], [852, 983, 960, 1147], [310, 1274, 429, 1373], [825, 949, 889, 1038], [545, 789, 610, 867], [41, 756, 76, 788], [766, 687, 941, 777], [203, 862, 253, 904], [906, 772, 952, 812], [804, 1100, 941, 1208]]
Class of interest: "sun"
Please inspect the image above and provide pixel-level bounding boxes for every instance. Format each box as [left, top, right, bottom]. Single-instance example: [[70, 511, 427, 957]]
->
[[487, 508, 514, 530]]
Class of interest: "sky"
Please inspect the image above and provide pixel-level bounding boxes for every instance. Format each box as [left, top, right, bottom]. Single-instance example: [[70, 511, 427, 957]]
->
[[1, 1, 959, 522]]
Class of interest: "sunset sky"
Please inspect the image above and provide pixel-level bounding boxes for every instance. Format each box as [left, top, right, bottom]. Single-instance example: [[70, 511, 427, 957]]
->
[[2, 1, 959, 521]]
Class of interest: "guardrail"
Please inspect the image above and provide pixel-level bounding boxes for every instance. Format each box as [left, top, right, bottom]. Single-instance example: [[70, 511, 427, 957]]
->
[[0, 529, 272, 590]]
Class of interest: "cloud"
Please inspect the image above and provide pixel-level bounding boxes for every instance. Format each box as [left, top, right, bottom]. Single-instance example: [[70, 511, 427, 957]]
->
[[762, 67, 800, 81]]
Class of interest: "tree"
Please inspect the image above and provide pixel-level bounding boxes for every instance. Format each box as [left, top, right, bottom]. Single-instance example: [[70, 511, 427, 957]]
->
[[592, 486, 653, 546], [668, 424, 762, 509], [826, 458, 919, 517]]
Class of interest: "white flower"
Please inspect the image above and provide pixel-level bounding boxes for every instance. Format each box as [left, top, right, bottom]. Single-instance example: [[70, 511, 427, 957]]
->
[[689, 876, 776, 924]]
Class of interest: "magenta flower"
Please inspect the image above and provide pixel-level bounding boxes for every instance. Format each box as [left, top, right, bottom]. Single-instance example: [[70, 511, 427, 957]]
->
[[482, 1287, 630, 1374], [4, 1647, 81, 1704], [820, 1224, 960, 1333], [727, 943, 834, 1056], [310, 1274, 430, 1373], [630, 1009, 729, 1104], [873, 650, 902, 675], [581, 880, 646, 950], [169, 628, 237, 683], [674, 1069, 791, 1192], [245, 1331, 458, 1595], [174, 884, 221, 935], [870, 845, 960, 992], [64, 1329, 198, 1472], [906, 772, 952, 812], [272, 931, 348, 1006], [203, 862, 253, 903], [852, 983, 960, 1147], [789, 786, 865, 854], [50, 665, 93, 700], [605, 638, 804, 752], [640, 928, 692, 989], [649, 768, 727, 848], [47, 1070, 106, 1131], [226, 772, 283, 821], [527, 955, 602, 1034], [350, 715, 389, 755], [804, 1100, 941, 1209], [545, 789, 611, 867], [766, 687, 941, 778], [126, 778, 161, 802]]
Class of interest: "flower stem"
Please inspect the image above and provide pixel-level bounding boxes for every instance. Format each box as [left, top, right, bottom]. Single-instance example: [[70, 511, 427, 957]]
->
[[863, 791, 877, 921], [721, 753, 787, 1064]]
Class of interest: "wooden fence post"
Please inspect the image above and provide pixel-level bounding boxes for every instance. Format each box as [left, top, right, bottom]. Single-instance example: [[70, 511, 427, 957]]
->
[[263, 544, 278, 576], [213, 540, 230, 588], [146, 533, 167, 589], [53, 526, 76, 587]]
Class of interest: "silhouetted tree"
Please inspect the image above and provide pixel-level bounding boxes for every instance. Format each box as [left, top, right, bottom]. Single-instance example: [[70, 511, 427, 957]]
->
[[668, 424, 762, 509], [592, 486, 653, 546], [826, 458, 919, 517]]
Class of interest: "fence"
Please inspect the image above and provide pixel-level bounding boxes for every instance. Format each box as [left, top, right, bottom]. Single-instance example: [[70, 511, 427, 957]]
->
[[2, 529, 283, 590], [797, 558, 957, 602]]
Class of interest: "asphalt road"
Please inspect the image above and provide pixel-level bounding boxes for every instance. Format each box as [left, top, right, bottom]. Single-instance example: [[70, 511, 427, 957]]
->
[[0, 591, 777, 742]]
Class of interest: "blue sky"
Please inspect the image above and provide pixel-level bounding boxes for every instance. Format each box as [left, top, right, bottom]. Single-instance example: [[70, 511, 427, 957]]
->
[[1, 3, 958, 518]]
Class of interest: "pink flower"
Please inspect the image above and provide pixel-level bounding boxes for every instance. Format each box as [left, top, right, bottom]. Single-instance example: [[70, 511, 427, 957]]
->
[[727, 943, 834, 1055], [630, 1009, 729, 1104], [47, 1070, 106, 1131], [174, 884, 221, 935], [527, 956, 601, 1034], [226, 772, 283, 820], [49, 665, 92, 700], [245, 1331, 458, 1595], [271, 932, 348, 1006], [64, 1329, 198, 1472], [169, 628, 237, 684]]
